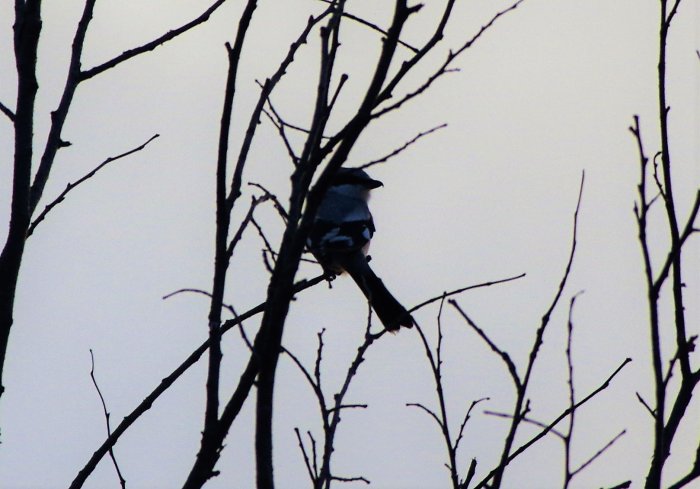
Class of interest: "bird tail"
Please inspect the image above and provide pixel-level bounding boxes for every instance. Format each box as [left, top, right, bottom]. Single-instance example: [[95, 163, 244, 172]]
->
[[338, 252, 414, 331]]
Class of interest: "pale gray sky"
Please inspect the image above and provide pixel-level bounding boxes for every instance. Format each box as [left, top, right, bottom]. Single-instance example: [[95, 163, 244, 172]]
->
[[0, 1, 698, 488]]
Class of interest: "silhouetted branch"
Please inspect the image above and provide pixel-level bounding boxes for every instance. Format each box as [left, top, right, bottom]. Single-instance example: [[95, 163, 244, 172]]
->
[[251, 217, 277, 273], [69, 273, 327, 489], [226, 195, 270, 259], [667, 440, 700, 489], [27, 134, 159, 238], [359, 123, 447, 170], [563, 292, 582, 488], [571, 430, 626, 479], [635, 392, 656, 418], [411, 294, 493, 488], [285, 309, 382, 489], [318, 0, 419, 52], [483, 410, 566, 439], [454, 398, 489, 453], [460, 174, 585, 489], [633, 4, 700, 482], [665, 0, 683, 26], [248, 182, 289, 221], [406, 402, 443, 429], [653, 190, 700, 291], [461, 458, 477, 489], [89, 350, 126, 489], [372, 0, 525, 119], [80, 0, 231, 81], [29, 0, 97, 215], [450, 302, 520, 389], [473, 358, 632, 489], [226, 7, 333, 209], [0, 100, 14, 121], [603, 481, 632, 489], [409, 273, 525, 313], [331, 475, 371, 485], [295, 427, 318, 485], [261, 105, 300, 164]]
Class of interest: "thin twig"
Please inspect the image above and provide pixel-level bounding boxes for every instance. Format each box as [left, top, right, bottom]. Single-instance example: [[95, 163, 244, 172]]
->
[[563, 291, 584, 488], [248, 182, 289, 221], [330, 475, 371, 484], [227, 195, 269, 259], [571, 430, 627, 478], [89, 350, 126, 489], [406, 402, 443, 429], [251, 216, 277, 273], [450, 301, 520, 389], [371, 0, 525, 120], [27, 134, 159, 238], [80, 0, 231, 80], [454, 397, 489, 453], [410, 273, 525, 313], [260, 105, 300, 165], [317, 0, 419, 52], [358, 123, 447, 170], [636, 392, 656, 418], [295, 427, 318, 485], [483, 410, 566, 440]]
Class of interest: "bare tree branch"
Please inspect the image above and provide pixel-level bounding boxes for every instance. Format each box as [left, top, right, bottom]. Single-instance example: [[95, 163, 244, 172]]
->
[[317, 0, 419, 52], [469, 173, 585, 489], [248, 182, 289, 221], [667, 440, 700, 489], [358, 123, 447, 170], [69, 273, 327, 489], [371, 0, 525, 120], [27, 134, 159, 238], [261, 105, 300, 165], [29, 0, 97, 215], [226, 195, 270, 260], [665, 0, 683, 26], [450, 301, 521, 389], [406, 402, 444, 430], [79, 0, 231, 81], [473, 358, 632, 489], [409, 273, 526, 313], [330, 475, 371, 484], [0, 100, 15, 122], [571, 430, 627, 479], [653, 189, 700, 292], [603, 481, 632, 489], [295, 427, 318, 485], [454, 397, 489, 453], [636, 392, 656, 418], [89, 350, 126, 489]]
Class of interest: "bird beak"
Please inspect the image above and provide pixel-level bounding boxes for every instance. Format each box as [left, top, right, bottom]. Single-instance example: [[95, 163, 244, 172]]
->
[[366, 178, 383, 189]]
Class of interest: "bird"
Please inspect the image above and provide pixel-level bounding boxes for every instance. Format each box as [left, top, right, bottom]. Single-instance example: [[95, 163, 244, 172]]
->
[[307, 167, 414, 331]]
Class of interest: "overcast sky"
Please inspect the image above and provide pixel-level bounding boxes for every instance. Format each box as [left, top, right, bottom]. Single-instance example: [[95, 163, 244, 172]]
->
[[0, 1, 698, 488]]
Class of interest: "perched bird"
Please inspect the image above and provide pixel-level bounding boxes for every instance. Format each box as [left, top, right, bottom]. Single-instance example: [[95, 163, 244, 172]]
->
[[308, 167, 414, 331]]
